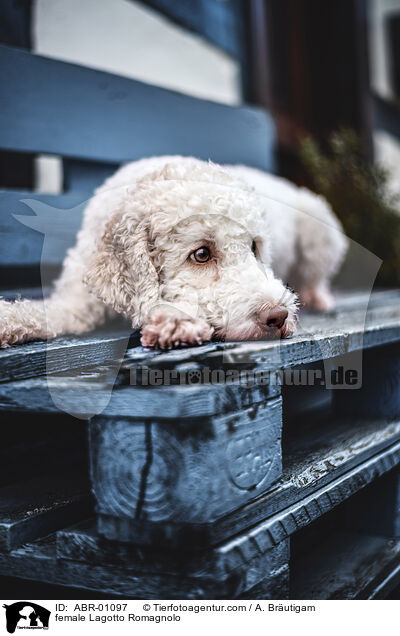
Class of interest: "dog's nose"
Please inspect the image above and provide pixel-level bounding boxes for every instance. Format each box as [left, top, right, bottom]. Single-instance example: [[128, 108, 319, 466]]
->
[[258, 306, 288, 329]]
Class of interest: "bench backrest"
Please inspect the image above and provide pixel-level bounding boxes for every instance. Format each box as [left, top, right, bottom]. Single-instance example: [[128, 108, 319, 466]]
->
[[0, 44, 276, 289]]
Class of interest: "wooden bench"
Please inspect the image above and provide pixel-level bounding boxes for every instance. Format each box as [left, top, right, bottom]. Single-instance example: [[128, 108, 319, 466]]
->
[[1, 44, 400, 599]]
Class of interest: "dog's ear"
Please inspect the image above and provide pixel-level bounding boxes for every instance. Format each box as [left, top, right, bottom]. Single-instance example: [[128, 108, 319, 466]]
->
[[84, 214, 159, 324]]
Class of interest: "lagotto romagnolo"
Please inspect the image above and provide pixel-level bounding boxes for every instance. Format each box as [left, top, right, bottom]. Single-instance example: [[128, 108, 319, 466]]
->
[[0, 156, 347, 349]]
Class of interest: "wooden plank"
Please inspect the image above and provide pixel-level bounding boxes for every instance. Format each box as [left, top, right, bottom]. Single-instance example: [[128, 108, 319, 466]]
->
[[218, 439, 400, 552], [0, 372, 281, 418], [213, 418, 400, 547], [0, 45, 275, 172], [369, 562, 400, 599], [0, 324, 136, 383], [0, 534, 289, 599], [0, 475, 92, 552], [124, 290, 400, 373], [91, 398, 283, 543], [0, 287, 51, 301], [57, 519, 288, 586], [291, 532, 400, 600], [0, 290, 399, 384], [0, 190, 84, 266], [5, 445, 400, 598]]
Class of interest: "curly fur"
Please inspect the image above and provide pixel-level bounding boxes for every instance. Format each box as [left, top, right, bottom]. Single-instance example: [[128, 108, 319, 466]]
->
[[0, 156, 347, 349]]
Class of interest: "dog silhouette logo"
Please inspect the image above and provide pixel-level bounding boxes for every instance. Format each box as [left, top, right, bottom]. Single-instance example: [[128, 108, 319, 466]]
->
[[3, 602, 50, 633]]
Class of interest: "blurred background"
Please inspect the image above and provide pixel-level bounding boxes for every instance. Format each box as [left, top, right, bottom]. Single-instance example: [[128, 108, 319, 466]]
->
[[1, 0, 400, 283]]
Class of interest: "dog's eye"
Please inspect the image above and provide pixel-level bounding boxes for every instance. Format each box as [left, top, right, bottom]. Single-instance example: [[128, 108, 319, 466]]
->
[[190, 246, 211, 263], [252, 240, 257, 255]]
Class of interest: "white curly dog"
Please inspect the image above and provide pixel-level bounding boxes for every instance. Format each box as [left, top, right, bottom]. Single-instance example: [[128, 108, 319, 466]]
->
[[0, 156, 347, 349]]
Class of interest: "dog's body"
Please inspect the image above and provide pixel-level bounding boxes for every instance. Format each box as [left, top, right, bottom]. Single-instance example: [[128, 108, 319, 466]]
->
[[0, 156, 347, 348]]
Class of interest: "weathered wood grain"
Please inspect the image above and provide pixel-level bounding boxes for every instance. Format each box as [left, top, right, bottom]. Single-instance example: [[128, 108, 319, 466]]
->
[[3, 434, 400, 598], [126, 294, 400, 372], [101, 429, 400, 548], [0, 535, 289, 599], [93, 412, 400, 547], [2, 436, 400, 597], [0, 290, 399, 389], [0, 324, 134, 383], [0, 372, 281, 418], [57, 520, 289, 591], [91, 398, 283, 543], [222, 439, 400, 554]]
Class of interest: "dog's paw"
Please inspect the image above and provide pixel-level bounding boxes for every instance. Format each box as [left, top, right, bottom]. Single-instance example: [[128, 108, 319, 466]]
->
[[141, 315, 213, 350], [299, 283, 335, 312]]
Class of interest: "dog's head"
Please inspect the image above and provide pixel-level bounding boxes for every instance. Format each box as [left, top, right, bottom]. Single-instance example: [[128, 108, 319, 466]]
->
[[84, 161, 298, 340]]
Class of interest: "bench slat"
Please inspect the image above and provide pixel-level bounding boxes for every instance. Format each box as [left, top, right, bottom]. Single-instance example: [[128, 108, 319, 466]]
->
[[0, 190, 84, 267], [0, 45, 275, 172]]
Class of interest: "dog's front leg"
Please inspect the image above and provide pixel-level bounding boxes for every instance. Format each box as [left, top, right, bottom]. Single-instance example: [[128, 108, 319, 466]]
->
[[0, 290, 108, 347], [140, 305, 213, 350]]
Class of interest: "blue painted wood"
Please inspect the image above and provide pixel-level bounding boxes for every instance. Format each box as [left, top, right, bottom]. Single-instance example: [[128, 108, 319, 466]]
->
[[0, 531, 289, 599], [1, 433, 400, 598], [0, 190, 84, 267], [0, 290, 399, 385], [91, 398, 283, 544], [0, 45, 275, 175]]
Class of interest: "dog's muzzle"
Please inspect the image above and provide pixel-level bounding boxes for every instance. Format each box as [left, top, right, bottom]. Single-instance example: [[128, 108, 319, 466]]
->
[[256, 306, 288, 330]]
